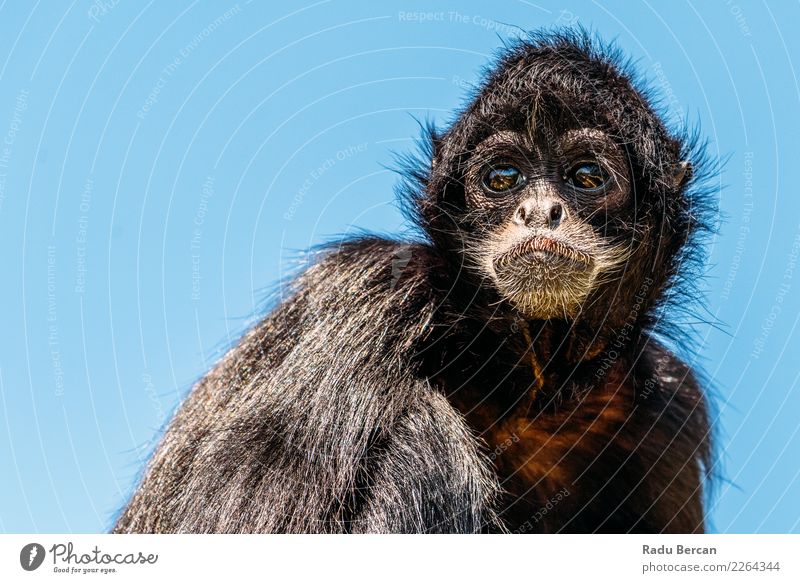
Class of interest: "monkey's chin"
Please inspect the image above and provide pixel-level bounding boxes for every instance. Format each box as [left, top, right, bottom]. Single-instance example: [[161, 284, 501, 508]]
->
[[491, 247, 596, 320], [504, 286, 589, 320]]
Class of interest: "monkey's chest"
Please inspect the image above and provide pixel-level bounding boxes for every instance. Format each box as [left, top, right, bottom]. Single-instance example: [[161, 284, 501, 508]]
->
[[448, 374, 638, 533]]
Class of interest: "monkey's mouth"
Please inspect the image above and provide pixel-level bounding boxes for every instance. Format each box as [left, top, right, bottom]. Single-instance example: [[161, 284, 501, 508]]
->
[[494, 236, 593, 270]]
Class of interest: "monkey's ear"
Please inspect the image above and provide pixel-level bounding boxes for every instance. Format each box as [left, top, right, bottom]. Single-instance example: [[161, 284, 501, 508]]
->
[[672, 160, 693, 189]]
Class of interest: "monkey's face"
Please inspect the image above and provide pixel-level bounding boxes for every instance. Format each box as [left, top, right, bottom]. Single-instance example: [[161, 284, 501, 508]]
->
[[418, 34, 698, 326], [461, 128, 633, 320]]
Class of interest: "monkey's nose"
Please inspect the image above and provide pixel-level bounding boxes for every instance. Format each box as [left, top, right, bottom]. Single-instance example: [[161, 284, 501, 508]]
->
[[514, 199, 564, 230], [547, 202, 563, 229]]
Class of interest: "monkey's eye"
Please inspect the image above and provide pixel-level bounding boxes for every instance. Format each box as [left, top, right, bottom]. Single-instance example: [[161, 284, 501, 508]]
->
[[564, 161, 610, 191], [482, 164, 525, 195]]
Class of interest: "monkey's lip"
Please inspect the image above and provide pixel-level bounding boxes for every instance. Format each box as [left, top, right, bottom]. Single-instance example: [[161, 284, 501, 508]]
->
[[494, 236, 593, 269]]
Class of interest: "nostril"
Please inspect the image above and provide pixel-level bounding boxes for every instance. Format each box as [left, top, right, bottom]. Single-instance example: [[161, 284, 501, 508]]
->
[[548, 203, 563, 227], [515, 205, 528, 224]]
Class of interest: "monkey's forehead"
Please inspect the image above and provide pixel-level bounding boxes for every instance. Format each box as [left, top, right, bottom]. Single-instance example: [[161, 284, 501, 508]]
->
[[473, 73, 628, 128], [460, 91, 627, 152], [469, 128, 619, 157], [451, 67, 670, 160]]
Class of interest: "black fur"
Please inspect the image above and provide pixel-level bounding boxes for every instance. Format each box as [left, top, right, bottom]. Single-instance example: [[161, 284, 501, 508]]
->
[[115, 28, 715, 534]]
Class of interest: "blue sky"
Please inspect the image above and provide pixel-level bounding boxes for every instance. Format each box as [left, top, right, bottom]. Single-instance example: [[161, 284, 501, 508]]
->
[[0, 0, 798, 533]]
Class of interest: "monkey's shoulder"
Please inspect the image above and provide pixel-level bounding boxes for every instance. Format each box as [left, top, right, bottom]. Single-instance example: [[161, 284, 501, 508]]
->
[[253, 237, 441, 362], [286, 236, 440, 323], [299, 236, 437, 294], [632, 340, 706, 407]]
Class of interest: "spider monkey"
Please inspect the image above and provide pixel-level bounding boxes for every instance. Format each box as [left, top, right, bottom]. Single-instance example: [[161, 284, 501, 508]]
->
[[115, 29, 715, 534]]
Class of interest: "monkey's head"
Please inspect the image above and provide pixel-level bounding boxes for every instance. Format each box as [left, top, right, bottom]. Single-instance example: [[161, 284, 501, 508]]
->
[[410, 29, 708, 332]]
